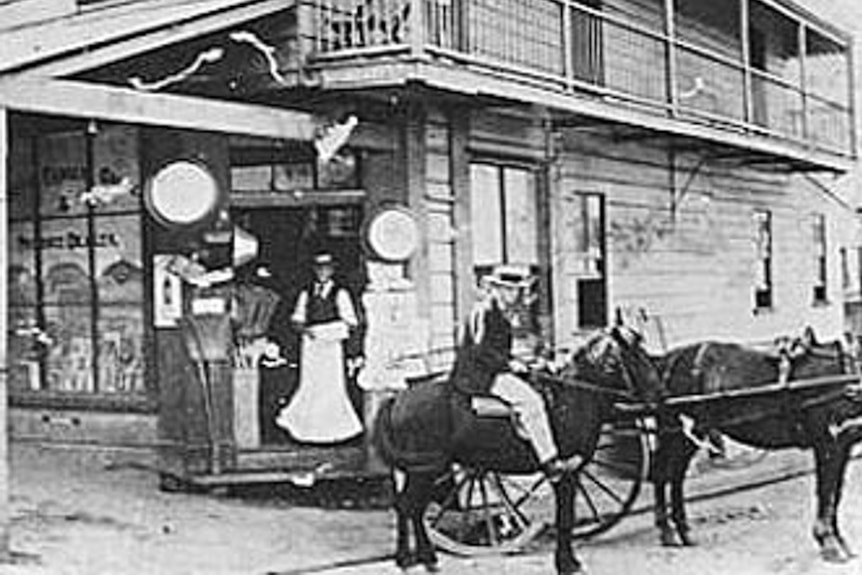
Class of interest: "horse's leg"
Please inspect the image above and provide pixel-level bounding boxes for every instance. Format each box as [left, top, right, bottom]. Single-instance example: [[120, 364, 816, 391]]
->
[[409, 472, 440, 572], [827, 441, 855, 559], [392, 469, 416, 570], [818, 437, 856, 560], [554, 474, 584, 575], [812, 443, 851, 563], [651, 442, 674, 546], [670, 435, 699, 546], [652, 420, 677, 546]]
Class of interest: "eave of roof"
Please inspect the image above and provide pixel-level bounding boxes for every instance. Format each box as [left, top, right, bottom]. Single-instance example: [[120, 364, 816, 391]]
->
[[0, 0, 290, 76]]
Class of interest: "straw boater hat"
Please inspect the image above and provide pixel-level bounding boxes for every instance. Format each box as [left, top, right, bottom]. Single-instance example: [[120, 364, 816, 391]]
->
[[312, 252, 334, 267], [484, 264, 532, 289]]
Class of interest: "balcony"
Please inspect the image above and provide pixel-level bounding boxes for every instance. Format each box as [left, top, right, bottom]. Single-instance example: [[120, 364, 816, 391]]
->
[[306, 0, 855, 167]]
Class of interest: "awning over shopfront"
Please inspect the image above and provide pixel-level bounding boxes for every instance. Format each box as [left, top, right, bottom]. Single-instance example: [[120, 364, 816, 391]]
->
[[0, 0, 315, 139]]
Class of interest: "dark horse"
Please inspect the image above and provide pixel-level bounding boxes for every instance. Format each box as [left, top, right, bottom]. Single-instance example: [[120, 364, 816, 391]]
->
[[651, 328, 862, 562], [372, 326, 664, 574]]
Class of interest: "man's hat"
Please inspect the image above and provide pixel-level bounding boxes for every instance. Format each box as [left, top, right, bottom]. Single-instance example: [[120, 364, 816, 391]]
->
[[313, 252, 334, 266], [484, 264, 533, 289]]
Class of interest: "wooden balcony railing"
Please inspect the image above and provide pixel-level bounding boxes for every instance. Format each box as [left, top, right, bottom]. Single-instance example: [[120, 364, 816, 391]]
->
[[309, 0, 853, 157]]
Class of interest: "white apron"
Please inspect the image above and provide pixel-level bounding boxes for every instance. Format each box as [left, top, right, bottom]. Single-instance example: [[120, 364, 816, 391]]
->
[[276, 320, 363, 443]]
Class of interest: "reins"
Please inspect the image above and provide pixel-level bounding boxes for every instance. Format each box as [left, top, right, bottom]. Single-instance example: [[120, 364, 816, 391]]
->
[[530, 370, 639, 402]]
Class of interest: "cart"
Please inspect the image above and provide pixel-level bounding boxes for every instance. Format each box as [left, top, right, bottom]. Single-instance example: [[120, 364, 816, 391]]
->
[[422, 371, 861, 556]]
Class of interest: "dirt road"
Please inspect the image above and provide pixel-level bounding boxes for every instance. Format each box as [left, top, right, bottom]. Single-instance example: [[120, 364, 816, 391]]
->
[[2, 443, 861, 575], [314, 453, 862, 575]]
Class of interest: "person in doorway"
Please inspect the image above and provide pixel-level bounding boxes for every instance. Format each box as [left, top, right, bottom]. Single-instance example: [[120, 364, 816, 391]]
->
[[276, 252, 364, 443], [450, 264, 582, 481]]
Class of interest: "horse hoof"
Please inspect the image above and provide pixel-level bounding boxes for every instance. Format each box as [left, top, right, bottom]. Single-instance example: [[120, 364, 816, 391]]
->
[[395, 552, 417, 570], [822, 547, 850, 564], [660, 532, 677, 547], [417, 551, 439, 572], [558, 561, 587, 575], [679, 533, 698, 547]]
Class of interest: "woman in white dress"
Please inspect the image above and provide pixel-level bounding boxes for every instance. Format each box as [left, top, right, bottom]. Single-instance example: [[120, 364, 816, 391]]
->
[[276, 252, 363, 443]]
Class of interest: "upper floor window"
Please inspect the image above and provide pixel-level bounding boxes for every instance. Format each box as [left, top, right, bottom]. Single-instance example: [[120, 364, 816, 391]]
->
[[753, 209, 772, 311], [812, 213, 828, 304]]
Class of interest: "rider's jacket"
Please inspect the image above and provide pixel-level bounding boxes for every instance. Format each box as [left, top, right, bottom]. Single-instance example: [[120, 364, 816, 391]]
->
[[450, 297, 514, 395]]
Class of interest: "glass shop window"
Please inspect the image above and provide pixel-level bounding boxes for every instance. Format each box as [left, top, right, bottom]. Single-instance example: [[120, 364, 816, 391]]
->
[[6, 122, 146, 399]]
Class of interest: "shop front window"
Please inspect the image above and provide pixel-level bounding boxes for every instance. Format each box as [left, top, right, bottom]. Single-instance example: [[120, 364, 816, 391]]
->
[[7, 121, 146, 400]]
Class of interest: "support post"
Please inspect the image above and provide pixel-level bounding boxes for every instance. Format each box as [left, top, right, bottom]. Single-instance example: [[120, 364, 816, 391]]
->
[[410, 0, 425, 57], [740, 0, 753, 126], [0, 105, 10, 560], [664, 0, 678, 116]]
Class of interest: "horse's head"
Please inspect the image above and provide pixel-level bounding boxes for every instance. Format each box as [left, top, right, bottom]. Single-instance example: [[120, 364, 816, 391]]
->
[[786, 328, 859, 376], [560, 325, 664, 404]]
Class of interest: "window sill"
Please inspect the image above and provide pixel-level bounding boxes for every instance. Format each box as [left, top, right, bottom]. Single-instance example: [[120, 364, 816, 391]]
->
[[10, 391, 156, 414]]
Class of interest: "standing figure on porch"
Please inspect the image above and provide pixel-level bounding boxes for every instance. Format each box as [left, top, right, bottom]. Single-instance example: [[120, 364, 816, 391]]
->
[[276, 252, 363, 443], [450, 264, 583, 481]]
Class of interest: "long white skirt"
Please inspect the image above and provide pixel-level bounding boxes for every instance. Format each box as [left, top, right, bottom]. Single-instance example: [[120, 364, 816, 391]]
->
[[276, 322, 363, 443]]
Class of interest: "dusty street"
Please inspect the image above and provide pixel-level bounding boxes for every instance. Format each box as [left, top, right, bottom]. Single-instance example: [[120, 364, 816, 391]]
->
[[307, 447, 862, 575], [0, 443, 861, 575]]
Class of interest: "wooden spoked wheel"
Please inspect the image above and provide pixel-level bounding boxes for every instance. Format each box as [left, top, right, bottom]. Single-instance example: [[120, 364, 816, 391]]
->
[[423, 418, 650, 555], [424, 466, 550, 556], [571, 417, 651, 540]]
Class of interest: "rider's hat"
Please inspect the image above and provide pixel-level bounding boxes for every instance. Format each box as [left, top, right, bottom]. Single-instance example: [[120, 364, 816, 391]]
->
[[484, 264, 533, 289]]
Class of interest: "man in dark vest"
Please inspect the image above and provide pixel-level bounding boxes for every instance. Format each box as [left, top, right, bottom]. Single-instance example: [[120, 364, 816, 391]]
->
[[276, 252, 363, 443], [450, 264, 581, 481]]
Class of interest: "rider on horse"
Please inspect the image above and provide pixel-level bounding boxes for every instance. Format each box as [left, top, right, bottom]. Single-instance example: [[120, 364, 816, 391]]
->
[[449, 264, 583, 482]]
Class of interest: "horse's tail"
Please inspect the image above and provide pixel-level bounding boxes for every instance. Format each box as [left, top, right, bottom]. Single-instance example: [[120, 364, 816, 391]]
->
[[372, 395, 450, 474]]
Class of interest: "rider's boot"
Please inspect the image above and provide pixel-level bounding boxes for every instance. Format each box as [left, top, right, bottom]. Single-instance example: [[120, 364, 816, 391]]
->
[[542, 453, 584, 483]]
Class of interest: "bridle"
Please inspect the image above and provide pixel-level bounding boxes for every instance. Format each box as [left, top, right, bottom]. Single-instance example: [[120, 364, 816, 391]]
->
[[784, 337, 860, 376], [537, 328, 660, 404]]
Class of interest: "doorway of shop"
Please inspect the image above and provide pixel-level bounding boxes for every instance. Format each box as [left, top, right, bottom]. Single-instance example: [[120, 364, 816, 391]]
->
[[231, 203, 366, 446]]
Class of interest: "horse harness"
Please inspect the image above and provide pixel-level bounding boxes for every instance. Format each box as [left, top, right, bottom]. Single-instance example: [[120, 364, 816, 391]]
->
[[467, 370, 638, 420], [684, 341, 859, 446]]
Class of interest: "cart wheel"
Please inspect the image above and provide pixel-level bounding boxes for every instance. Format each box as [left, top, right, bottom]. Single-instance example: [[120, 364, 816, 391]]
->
[[424, 466, 548, 556], [572, 418, 650, 539]]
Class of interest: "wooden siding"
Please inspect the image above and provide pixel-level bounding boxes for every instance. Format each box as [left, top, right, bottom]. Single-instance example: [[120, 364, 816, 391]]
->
[[424, 113, 458, 371], [555, 130, 850, 351]]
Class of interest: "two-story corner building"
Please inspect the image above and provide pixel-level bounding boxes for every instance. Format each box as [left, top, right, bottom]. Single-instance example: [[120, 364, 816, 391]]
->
[[0, 0, 856, 486]]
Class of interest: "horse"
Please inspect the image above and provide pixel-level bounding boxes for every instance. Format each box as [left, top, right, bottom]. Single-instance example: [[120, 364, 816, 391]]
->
[[372, 326, 664, 574], [650, 328, 862, 562]]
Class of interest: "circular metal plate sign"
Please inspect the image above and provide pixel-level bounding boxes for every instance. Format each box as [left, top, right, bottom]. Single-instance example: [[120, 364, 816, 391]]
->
[[366, 207, 420, 262], [146, 160, 219, 226]]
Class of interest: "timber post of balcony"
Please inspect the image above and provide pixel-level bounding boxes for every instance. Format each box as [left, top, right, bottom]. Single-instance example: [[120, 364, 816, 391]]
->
[[799, 23, 809, 146], [740, 0, 753, 127], [297, 0, 318, 62], [846, 38, 857, 157], [457, 0, 469, 52], [563, 0, 574, 93], [663, 0, 678, 117], [410, 0, 426, 58], [0, 104, 10, 560]]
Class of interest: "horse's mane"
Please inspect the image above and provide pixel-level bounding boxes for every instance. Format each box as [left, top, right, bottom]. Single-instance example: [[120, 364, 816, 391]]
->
[[559, 326, 662, 403]]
